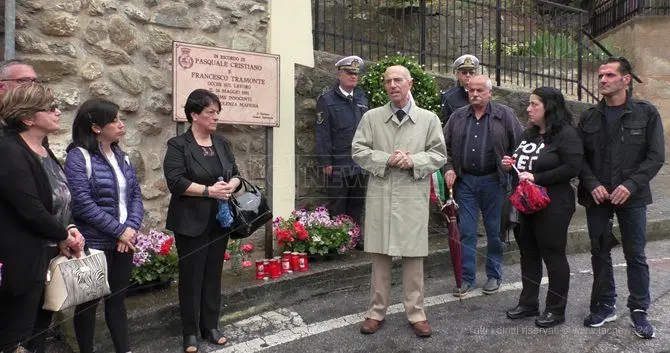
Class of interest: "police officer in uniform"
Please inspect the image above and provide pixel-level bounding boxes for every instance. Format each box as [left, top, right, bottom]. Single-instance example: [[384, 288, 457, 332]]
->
[[439, 54, 479, 125], [315, 55, 369, 249]]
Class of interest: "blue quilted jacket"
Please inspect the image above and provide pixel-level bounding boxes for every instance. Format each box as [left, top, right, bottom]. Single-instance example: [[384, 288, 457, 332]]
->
[[64, 145, 144, 251]]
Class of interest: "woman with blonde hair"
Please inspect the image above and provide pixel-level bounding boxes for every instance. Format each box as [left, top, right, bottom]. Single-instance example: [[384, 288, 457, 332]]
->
[[0, 84, 84, 353]]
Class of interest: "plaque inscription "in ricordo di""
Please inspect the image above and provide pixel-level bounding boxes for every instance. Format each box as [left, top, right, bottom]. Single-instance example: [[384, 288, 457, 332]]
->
[[172, 41, 280, 126]]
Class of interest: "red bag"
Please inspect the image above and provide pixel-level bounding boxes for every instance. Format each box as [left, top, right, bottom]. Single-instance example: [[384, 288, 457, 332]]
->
[[509, 179, 551, 214]]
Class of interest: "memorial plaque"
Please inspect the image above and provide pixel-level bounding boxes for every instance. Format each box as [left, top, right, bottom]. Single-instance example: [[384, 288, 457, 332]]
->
[[172, 41, 280, 126]]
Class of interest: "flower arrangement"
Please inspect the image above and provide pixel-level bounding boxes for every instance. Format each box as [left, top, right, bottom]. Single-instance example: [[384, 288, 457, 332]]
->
[[131, 229, 178, 285], [273, 207, 361, 256], [225, 240, 254, 275], [359, 53, 441, 116]]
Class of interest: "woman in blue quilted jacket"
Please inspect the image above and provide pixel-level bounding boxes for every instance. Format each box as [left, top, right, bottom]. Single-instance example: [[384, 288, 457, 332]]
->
[[64, 98, 144, 353]]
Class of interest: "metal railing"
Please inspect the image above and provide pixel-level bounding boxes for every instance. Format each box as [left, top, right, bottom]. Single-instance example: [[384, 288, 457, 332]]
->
[[312, 0, 624, 103], [590, 0, 670, 37]]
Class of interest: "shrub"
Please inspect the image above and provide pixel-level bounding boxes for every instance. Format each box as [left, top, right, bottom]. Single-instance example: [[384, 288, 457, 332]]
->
[[359, 53, 441, 116]]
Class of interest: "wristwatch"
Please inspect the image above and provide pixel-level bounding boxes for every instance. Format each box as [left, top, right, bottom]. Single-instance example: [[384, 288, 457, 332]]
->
[[202, 186, 209, 197]]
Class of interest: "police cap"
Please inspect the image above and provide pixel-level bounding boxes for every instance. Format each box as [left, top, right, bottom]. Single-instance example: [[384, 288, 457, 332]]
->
[[335, 55, 364, 74], [453, 54, 479, 72]]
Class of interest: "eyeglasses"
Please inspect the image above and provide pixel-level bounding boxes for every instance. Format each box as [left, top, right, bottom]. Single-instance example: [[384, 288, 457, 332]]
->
[[0, 77, 42, 84], [458, 70, 476, 76]]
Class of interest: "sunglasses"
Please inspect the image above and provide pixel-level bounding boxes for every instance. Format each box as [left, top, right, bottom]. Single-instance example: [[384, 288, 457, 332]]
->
[[42, 103, 59, 113], [1, 77, 42, 84]]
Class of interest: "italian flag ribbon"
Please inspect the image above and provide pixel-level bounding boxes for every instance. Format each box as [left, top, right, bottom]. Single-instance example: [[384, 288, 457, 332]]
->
[[429, 170, 446, 205]]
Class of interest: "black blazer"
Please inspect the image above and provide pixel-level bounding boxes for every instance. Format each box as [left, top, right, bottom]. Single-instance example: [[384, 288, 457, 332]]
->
[[163, 129, 240, 237], [0, 133, 69, 296]]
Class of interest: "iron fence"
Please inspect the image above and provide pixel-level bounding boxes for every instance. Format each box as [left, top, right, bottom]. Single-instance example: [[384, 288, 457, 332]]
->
[[590, 0, 670, 37], [312, 0, 620, 103]]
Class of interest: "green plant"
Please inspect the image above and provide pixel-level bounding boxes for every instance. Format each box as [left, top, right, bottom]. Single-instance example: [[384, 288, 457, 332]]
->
[[482, 33, 607, 60], [273, 207, 361, 256], [359, 53, 441, 116], [131, 229, 178, 285]]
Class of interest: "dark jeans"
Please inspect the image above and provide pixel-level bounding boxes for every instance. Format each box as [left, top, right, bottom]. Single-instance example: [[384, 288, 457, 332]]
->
[[586, 205, 650, 312], [516, 202, 573, 315], [73, 250, 133, 353], [456, 173, 505, 285], [175, 229, 229, 336], [326, 172, 367, 230]]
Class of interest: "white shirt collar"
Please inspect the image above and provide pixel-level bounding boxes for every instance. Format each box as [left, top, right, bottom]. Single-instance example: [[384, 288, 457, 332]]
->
[[339, 86, 354, 97]]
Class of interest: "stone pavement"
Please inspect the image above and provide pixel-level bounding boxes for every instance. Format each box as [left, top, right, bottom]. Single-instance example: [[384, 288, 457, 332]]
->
[[48, 169, 670, 352]]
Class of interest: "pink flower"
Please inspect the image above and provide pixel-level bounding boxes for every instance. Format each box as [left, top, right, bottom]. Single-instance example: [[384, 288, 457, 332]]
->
[[224, 251, 231, 261], [241, 243, 254, 253], [242, 260, 253, 268]]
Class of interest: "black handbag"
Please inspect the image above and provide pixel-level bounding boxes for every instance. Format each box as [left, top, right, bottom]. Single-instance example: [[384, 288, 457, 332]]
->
[[228, 177, 272, 239]]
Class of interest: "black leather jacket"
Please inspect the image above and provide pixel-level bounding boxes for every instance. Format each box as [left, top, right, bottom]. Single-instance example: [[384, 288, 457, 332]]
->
[[577, 97, 665, 208]]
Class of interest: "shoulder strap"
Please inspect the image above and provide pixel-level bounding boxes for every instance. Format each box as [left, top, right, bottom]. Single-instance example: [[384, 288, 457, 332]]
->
[[76, 147, 92, 180]]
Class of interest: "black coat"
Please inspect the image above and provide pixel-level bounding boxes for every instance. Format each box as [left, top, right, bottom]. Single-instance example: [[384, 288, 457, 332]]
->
[[577, 98, 665, 208], [0, 133, 69, 296], [163, 129, 240, 237]]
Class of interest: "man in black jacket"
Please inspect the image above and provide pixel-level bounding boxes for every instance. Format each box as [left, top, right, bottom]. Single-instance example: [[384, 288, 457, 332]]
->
[[315, 56, 369, 249], [443, 75, 523, 297], [578, 57, 664, 339], [439, 54, 478, 126]]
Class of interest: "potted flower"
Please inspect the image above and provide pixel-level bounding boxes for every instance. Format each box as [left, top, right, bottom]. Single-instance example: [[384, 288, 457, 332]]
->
[[273, 206, 361, 257], [130, 229, 178, 293]]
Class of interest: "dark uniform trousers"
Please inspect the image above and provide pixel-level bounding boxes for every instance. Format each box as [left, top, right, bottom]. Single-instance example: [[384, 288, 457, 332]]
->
[[326, 172, 367, 228]]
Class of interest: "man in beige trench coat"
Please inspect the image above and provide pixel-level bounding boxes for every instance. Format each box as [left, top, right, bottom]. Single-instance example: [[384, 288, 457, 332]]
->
[[352, 65, 447, 337]]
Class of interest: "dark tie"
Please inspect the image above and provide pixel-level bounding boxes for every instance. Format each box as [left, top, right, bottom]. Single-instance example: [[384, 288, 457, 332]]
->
[[396, 110, 406, 122]]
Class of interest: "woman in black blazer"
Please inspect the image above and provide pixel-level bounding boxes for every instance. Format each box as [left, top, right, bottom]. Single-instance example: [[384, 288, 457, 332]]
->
[[0, 84, 84, 353], [163, 89, 241, 353]]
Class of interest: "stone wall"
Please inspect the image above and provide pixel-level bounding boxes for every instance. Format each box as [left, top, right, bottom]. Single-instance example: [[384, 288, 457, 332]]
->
[[14, 0, 269, 229], [598, 16, 670, 159]]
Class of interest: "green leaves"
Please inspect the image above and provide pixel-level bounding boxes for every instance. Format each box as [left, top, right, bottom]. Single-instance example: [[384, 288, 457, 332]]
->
[[359, 54, 441, 116], [131, 247, 179, 285]]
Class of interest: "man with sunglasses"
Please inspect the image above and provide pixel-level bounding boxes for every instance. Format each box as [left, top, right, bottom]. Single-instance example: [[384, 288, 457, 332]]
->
[[0, 59, 40, 92], [0, 59, 42, 138], [439, 54, 479, 126]]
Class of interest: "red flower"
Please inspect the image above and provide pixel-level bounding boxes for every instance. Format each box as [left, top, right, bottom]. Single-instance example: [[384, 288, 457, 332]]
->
[[159, 237, 174, 256], [241, 243, 254, 253], [294, 223, 309, 241], [276, 229, 294, 243], [224, 251, 231, 261], [242, 260, 253, 268]]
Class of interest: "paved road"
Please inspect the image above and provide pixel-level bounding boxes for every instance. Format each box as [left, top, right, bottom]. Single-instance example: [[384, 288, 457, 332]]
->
[[119, 239, 670, 353]]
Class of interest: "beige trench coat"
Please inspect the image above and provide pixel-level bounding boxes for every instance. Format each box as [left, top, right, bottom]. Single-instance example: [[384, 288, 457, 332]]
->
[[352, 102, 447, 257]]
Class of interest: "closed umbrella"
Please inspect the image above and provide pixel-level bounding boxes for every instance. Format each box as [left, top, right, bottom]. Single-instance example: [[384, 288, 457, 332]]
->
[[442, 189, 463, 291], [430, 173, 462, 293]]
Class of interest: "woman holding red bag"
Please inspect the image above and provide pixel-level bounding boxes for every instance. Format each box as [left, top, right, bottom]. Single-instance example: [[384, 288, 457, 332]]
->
[[501, 87, 583, 328]]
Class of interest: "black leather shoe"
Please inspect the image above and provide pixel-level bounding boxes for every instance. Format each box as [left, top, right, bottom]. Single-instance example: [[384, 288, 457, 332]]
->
[[200, 328, 228, 345], [506, 305, 540, 320], [535, 312, 565, 328], [182, 335, 198, 353]]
